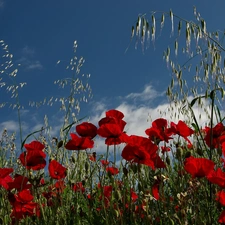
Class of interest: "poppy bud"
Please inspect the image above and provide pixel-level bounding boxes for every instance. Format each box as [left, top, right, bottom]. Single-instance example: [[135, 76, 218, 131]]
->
[[217, 147, 222, 156], [114, 209, 120, 218], [57, 140, 63, 149], [138, 182, 142, 191], [196, 148, 203, 156], [123, 167, 128, 176], [166, 156, 170, 165], [71, 155, 76, 163], [184, 151, 191, 159], [130, 164, 138, 174], [82, 180, 86, 186], [114, 190, 122, 200], [175, 147, 182, 159], [85, 161, 89, 173]]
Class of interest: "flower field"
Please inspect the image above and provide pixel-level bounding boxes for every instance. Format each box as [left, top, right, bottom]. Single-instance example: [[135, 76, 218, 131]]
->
[[1, 6, 225, 224], [1, 108, 225, 224]]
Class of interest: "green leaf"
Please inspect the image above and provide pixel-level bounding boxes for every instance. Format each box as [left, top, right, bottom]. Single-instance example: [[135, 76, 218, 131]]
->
[[216, 105, 222, 122], [190, 95, 207, 107], [191, 123, 199, 132]]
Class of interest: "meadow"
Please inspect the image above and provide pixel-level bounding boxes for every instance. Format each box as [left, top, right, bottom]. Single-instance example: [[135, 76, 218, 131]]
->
[[1, 7, 225, 224]]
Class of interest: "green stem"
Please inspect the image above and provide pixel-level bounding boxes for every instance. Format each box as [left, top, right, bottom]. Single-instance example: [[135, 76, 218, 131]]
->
[[113, 144, 116, 165]]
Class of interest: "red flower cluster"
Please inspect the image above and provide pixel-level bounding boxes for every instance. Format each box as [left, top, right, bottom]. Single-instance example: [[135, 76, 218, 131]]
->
[[97, 109, 128, 145], [121, 135, 163, 169], [65, 121, 97, 150], [145, 118, 171, 143], [8, 189, 40, 223], [8, 174, 32, 191], [167, 120, 194, 144]]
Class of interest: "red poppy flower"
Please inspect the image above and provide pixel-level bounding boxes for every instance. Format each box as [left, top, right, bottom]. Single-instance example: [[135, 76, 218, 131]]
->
[[152, 182, 160, 200], [97, 123, 127, 145], [122, 145, 155, 168], [100, 160, 110, 166], [65, 133, 94, 150], [97, 109, 127, 145], [48, 160, 67, 180], [218, 210, 225, 224], [106, 167, 119, 175], [98, 184, 113, 208], [16, 189, 34, 202], [161, 146, 171, 154], [42, 191, 55, 207], [130, 189, 138, 202], [76, 122, 97, 139], [24, 140, 45, 152], [184, 156, 215, 178], [153, 154, 166, 169], [9, 189, 40, 222], [8, 174, 32, 191], [42, 180, 65, 207], [0, 168, 14, 178], [98, 123, 122, 137], [121, 135, 159, 169], [207, 168, 225, 188], [216, 190, 225, 206], [88, 152, 96, 162], [106, 109, 125, 120], [167, 120, 194, 144], [54, 180, 66, 192], [0, 168, 13, 190], [19, 141, 46, 170], [221, 141, 225, 158], [72, 182, 85, 193], [145, 118, 171, 143], [204, 122, 224, 148], [19, 150, 46, 170]]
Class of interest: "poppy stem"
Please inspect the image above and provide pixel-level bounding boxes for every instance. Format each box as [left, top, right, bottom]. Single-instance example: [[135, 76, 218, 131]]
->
[[113, 144, 116, 166]]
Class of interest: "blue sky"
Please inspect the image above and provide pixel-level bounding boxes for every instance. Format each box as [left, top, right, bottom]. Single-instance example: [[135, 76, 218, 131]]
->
[[1, 0, 225, 149]]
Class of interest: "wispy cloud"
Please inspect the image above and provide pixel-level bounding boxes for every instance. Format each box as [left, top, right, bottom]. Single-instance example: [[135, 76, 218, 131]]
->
[[18, 57, 43, 71], [26, 61, 43, 70], [0, 120, 28, 133], [17, 46, 43, 71], [22, 46, 35, 56], [125, 84, 164, 102]]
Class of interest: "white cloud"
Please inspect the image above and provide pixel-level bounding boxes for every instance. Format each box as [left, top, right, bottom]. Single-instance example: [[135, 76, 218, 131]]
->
[[26, 61, 43, 70], [125, 84, 164, 102], [17, 46, 43, 71], [0, 120, 28, 134], [22, 46, 35, 56], [0, 120, 18, 133]]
